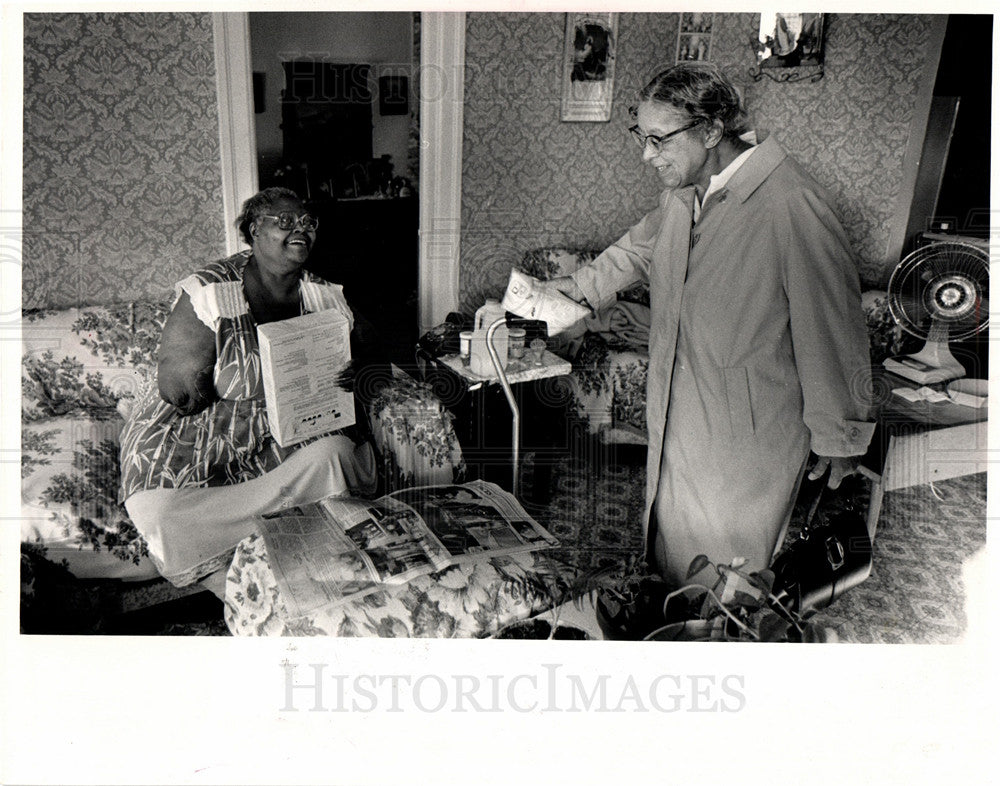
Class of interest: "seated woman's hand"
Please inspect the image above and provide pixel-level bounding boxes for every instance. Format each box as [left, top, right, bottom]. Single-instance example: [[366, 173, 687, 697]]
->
[[335, 360, 356, 393]]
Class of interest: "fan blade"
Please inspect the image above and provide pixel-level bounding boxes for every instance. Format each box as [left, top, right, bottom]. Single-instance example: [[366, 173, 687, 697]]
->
[[892, 291, 932, 325]]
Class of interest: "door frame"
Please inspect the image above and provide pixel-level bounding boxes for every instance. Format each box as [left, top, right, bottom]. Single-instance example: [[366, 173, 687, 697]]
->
[[212, 11, 463, 332]]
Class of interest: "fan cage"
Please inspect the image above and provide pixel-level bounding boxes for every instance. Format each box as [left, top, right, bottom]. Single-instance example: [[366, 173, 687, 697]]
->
[[886, 241, 989, 341]]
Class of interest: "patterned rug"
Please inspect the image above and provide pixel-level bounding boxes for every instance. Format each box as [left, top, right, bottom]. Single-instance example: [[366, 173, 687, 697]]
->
[[29, 446, 982, 642], [524, 447, 986, 645], [806, 472, 986, 644]]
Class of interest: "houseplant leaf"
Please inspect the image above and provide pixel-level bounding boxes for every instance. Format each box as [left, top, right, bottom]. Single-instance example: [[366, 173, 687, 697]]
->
[[758, 611, 791, 642], [686, 554, 710, 580], [747, 569, 776, 595]]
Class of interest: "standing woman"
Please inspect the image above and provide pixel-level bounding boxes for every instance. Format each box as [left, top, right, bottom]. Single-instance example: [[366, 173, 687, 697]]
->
[[119, 187, 387, 596], [550, 64, 874, 586]]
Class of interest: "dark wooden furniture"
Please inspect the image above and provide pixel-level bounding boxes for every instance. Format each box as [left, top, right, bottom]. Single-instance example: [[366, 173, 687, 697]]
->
[[305, 196, 419, 367]]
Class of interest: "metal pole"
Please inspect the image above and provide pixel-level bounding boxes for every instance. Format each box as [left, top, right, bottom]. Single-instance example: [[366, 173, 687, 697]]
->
[[485, 317, 520, 498]]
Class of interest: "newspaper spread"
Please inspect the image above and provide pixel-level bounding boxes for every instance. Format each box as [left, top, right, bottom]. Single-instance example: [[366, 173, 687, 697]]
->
[[257, 480, 559, 617], [501, 269, 592, 335]]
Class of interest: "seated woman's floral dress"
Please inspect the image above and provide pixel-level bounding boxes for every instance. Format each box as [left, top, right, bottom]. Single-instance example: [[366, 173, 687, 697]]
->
[[119, 252, 367, 584]]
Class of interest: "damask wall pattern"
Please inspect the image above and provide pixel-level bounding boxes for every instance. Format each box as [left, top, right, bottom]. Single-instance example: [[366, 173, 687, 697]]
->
[[23, 13, 226, 309], [459, 13, 938, 310], [460, 12, 683, 311], [738, 14, 938, 286]]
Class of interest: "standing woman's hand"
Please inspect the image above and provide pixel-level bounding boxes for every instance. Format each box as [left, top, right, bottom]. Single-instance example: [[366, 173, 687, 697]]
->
[[546, 276, 595, 316], [546, 276, 586, 302], [808, 455, 859, 489]]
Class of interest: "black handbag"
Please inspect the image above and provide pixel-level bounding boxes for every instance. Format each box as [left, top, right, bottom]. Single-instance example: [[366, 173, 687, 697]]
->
[[770, 471, 873, 617]]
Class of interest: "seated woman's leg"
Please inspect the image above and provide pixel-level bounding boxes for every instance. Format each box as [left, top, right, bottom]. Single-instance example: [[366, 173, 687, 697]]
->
[[124, 435, 376, 587]]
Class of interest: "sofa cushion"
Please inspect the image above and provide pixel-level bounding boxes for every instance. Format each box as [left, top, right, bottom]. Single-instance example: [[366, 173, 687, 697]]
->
[[21, 415, 158, 580], [22, 302, 170, 422], [225, 532, 570, 637]]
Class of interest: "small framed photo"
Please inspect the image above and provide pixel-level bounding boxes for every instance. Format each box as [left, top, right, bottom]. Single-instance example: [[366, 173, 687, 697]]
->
[[676, 12, 714, 62], [560, 13, 618, 122], [755, 12, 826, 70]]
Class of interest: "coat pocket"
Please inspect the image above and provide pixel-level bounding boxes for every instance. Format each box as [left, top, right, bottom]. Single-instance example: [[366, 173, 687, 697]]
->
[[723, 367, 755, 438]]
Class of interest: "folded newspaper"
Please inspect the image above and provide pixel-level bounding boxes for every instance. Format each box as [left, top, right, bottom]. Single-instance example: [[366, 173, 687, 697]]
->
[[257, 480, 559, 617], [501, 269, 591, 335]]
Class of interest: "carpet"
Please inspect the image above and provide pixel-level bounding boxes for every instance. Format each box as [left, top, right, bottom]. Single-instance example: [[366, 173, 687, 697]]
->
[[525, 446, 986, 645], [26, 446, 983, 642], [807, 472, 986, 644]]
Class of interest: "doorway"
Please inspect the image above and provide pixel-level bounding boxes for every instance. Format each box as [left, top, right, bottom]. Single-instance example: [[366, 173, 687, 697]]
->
[[248, 12, 420, 366], [213, 12, 465, 356], [903, 14, 992, 247]]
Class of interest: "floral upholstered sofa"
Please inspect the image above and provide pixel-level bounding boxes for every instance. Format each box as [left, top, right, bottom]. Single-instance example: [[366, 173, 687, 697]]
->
[[517, 248, 904, 447], [20, 299, 466, 599]]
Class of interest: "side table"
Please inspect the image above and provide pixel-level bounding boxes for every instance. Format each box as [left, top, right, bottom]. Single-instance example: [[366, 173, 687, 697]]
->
[[862, 367, 988, 538], [428, 350, 573, 501]]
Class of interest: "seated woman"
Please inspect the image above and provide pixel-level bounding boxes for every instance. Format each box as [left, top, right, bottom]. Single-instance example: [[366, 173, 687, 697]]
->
[[119, 187, 390, 597]]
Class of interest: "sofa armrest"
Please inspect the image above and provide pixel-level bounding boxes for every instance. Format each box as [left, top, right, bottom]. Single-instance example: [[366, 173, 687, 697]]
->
[[861, 289, 905, 364], [22, 301, 170, 423], [368, 371, 466, 493]]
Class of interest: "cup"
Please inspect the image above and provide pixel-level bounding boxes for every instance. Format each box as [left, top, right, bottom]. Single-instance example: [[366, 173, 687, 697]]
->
[[459, 331, 473, 366], [528, 338, 547, 366], [508, 327, 526, 359]]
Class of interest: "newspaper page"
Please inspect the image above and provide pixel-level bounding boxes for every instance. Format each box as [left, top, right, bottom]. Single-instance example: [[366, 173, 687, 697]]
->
[[389, 480, 559, 562], [256, 480, 558, 616]]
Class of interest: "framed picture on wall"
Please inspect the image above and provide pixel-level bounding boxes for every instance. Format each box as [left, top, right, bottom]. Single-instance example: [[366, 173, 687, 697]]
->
[[560, 13, 618, 122], [751, 12, 826, 81], [676, 12, 714, 62]]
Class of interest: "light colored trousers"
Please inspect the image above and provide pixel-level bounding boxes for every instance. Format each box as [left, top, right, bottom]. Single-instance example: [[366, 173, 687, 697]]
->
[[124, 435, 376, 598]]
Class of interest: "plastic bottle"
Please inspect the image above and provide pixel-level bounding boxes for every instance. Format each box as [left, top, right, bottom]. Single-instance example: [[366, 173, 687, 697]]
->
[[470, 298, 509, 377]]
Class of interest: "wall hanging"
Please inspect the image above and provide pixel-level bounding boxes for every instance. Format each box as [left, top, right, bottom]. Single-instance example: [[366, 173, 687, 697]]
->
[[749, 12, 825, 83], [561, 12, 618, 122], [676, 12, 714, 62]]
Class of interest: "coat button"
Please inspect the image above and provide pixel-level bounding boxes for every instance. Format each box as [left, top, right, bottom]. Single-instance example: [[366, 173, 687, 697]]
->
[[848, 426, 860, 439]]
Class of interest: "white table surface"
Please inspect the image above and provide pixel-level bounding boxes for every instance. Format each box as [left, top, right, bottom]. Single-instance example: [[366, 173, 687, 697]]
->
[[437, 350, 571, 388]]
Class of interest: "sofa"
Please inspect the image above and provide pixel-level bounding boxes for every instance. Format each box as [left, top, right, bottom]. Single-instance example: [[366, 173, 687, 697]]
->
[[20, 298, 466, 627], [516, 247, 905, 446]]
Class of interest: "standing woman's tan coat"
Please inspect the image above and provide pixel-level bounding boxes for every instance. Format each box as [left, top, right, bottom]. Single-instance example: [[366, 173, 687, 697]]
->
[[570, 135, 874, 585]]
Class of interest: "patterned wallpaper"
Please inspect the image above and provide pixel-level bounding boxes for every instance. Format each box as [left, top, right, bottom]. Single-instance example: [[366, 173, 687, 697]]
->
[[23, 13, 225, 309], [460, 12, 682, 311], [739, 14, 938, 286], [459, 13, 938, 309]]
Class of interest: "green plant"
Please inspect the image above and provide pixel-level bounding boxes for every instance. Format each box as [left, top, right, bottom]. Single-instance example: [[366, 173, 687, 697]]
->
[[641, 554, 838, 643], [491, 547, 640, 639]]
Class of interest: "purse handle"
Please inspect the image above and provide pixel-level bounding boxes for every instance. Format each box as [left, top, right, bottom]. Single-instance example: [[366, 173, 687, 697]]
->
[[800, 465, 830, 540]]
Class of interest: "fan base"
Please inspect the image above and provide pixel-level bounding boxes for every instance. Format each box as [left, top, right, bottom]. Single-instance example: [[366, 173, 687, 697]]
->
[[883, 356, 965, 385]]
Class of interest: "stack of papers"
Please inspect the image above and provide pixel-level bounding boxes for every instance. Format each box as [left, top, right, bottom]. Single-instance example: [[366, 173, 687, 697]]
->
[[892, 386, 955, 405]]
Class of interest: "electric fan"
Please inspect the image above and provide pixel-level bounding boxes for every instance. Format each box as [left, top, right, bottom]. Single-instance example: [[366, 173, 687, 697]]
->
[[882, 240, 989, 384]]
